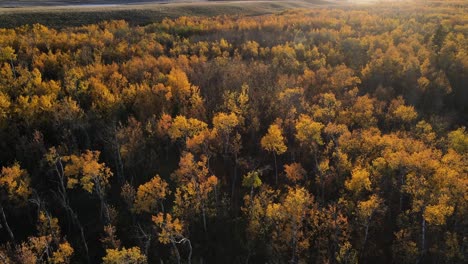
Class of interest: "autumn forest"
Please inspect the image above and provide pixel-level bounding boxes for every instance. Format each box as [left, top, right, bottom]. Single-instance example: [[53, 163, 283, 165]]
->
[[0, 0, 467, 263]]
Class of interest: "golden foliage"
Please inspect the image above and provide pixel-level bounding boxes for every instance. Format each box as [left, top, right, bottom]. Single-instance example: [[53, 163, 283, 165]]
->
[[261, 124, 287, 155], [63, 150, 113, 193], [0, 163, 31, 204], [102, 247, 147, 264], [152, 213, 184, 245], [295, 114, 324, 147], [134, 175, 169, 214], [284, 163, 306, 183]]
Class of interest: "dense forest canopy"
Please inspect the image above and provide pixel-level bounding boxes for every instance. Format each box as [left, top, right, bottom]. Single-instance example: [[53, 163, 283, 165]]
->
[[0, 0, 467, 263]]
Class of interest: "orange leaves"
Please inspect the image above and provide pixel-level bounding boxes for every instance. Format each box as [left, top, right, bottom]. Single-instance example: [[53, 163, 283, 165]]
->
[[63, 150, 113, 193], [172, 152, 218, 224], [166, 68, 205, 118], [102, 247, 147, 264], [0, 163, 31, 204], [172, 152, 216, 189], [152, 213, 184, 245], [134, 175, 169, 214], [50, 242, 74, 264], [167, 68, 191, 101], [284, 163, 306, 183]]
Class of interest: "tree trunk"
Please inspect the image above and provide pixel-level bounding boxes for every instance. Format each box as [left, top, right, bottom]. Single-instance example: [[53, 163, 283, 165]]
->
[[70, 209, 90, 263], [421, 215, 426, 257], [115, 141, 125, 183], [202, 205, 207, 233], [363, 223, 369, 251], [291, 223, 297, 264], [96, 182, 110, 224], [54, 159, 90, 263], [0, 205, 14, 242], [399, 173, 404, 212], [171, 239, 181, 264], [186, 239, 192, 264], [231, 153, 238, 202], [273, 152, 278, 186]]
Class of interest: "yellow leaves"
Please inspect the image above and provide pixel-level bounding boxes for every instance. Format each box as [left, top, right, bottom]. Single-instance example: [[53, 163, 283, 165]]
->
[[0, 163, 31, 204], [311, 92, 341, 123], [295, 114, 324, 147], [347, 95, 376, 128], [212, 112, 239, 134], [265, 203, 282, 220], [152, 213, 184, 245], [63, 150, 113, 193], [261, 124, 287, 155], [222, 85, 249, 125], [173, 152, 196, 181], [88, 77, 117, 114], [102, 247, 147, 264], [387, 97, 418, 125], [266, 187, 313, 223], [265, 187, 314, 257], [0, 46, 16, 62], [242, 186, 277, 237], [241, 40, 260, 58], [14, 95, 55, 125], [413, 120, 436, 144], [37, 211, 61, 239], [357, 194, 382, 221], [166, 68, 206, 117], [0, 92, 11, 121], [172, 152, 218, 218], [336, 241, 358, 264], [284, 163, 306, 183], [212, 111, 241, 154], [392, 105, 417, 123], [167, 115, 208, 141], [345, 166, 372, 195], [424, 195, 454, 225], [50, 242, 74, 264], [134, 175, 169, 214]]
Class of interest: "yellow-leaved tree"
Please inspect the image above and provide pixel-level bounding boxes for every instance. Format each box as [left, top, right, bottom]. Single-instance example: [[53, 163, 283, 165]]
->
[[63, 150, 113, 223], [266, 187, 314, 263], [172, 152, 218, 232], [0, 163, 31, 242], [134, 175, 169, 214], [102, 247, 147, 264], [152, 213, 191, 264], [261, 124, 287, 185]]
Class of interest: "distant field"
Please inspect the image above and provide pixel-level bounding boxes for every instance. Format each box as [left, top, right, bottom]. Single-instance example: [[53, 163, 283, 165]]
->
[[0, 0, 336, 28], [0, 0, 176, 7]]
